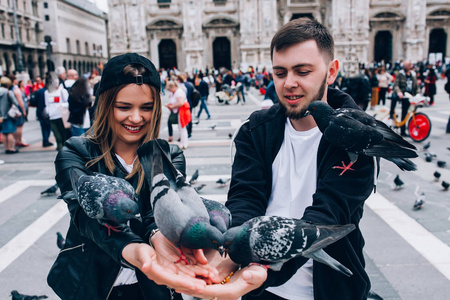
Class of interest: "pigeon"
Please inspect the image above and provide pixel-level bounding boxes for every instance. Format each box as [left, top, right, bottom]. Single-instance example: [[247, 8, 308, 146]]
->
[[447, 147, 450, 151], [228, 133, 233, 139], [201, 197, 231, 233], [216, 178, 231, 186], [443, 181, 450, 191], [40, 184, 58, 196], [209, 124, 217, 130], [56, 232, 65, 250], [422, 141, 430, 151], [193, 183, 206, 193], [64, 168, 140, 235], [434, 171, 441, 181], [222, 216, 355, 277], [367, 290, 384, 300], [10, 290, 48, 300], [138, 140, 224, 262], [189, 169, 199, 184], [306, 101, 418, 175], [413, 192, 425, 210], [425, 152, 433, 162], [394, 174, 404, 189], [437, 160, 447, 168]]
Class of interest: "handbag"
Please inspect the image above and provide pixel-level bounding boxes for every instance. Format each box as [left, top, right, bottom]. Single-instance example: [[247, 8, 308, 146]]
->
[[168, 111, 178, 124], [8, 104, 22, 119]]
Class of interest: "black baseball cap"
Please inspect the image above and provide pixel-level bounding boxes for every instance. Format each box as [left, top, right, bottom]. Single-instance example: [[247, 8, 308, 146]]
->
[[96, 53, 160, 97]]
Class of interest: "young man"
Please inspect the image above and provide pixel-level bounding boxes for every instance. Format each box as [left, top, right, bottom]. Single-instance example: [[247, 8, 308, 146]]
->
[[186, 18, 375, 300]]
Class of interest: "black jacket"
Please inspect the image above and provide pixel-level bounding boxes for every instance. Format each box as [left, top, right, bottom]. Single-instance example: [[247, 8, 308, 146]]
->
[[47, 137, 185, 300], [227, 87, 374, 299]]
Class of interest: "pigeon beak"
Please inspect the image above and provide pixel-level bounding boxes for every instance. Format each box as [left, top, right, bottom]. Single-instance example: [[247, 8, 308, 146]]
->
[[222, 248, 228, 258], [303, 110, 311, 117], [218, 246, 224, 257], [135, 213, 141, 221]]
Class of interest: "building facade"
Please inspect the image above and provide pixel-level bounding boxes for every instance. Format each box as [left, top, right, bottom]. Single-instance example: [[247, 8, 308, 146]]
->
[[0, 0, 46, 79], [42, 0, 108, 76], [108, 0, 450, 73], [0, 0, 108, 79]]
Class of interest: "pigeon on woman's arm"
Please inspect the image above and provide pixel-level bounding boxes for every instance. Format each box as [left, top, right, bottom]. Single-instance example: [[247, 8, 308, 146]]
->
[[137, 140, 224, 263], [307, 101, 418, 175], [65, 168, 140, 235], [223, 216, 355, 277]]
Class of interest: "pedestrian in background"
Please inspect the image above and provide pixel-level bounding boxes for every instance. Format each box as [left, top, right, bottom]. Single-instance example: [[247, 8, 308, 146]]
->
[[47, 53, 211, 300], [0, 76, 19, 154], [9, 75, 29, 147], [195, 74, 211, 120], [34, 80, 53, 148], [68, 77, 92, 136], [377, 66, 393, 106], [177, 74, 195, 138], [367, 68, 379, 109], [166, 80, 190, 149], [424, 64, 437, 106]]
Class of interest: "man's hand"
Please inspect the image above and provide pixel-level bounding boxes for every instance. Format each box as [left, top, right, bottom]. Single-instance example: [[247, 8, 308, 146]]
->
[[176, 264, 268, 300], [397, 91, 404, 99]]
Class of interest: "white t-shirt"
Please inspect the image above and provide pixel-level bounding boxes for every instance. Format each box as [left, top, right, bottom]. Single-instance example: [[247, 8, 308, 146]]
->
[[112, 154, 139, 287], [266, 119, 322, 300], [44, 87, 69, 120], [169, 88, 186, 113]]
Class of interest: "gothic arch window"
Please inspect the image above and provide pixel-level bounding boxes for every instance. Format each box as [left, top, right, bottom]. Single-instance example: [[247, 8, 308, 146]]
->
[[158, 39, 177, 70], [374, 31, 393, 63], [213, 37, 231, 70], [429, 10, 450, 17], [429, 28, 447, 57]]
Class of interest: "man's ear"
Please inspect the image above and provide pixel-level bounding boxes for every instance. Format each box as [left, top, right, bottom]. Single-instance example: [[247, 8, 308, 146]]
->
[[327, 59, 339, 85]]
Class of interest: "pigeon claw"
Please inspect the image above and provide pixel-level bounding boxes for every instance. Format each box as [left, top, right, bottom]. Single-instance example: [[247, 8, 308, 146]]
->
[[175, 249, 190, 265], [103, 224, 122, 235], [332, 161, 355, 176]]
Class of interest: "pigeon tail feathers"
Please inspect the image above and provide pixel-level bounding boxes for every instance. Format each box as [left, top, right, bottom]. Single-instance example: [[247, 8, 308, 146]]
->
[[386, 158, 417, 171], [301, 223, 356, 256], [304, 249, 353, 277]]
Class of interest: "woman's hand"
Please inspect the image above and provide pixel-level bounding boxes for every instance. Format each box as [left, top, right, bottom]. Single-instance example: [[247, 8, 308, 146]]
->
[[122, 242, 210, 294], [176, 264, 268, 300]]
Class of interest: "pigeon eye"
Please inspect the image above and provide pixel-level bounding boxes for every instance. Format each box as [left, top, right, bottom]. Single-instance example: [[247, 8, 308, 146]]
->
[[126, 210, 130, 213], [212, 240, 217, 244], [226, 241, 231, 246]]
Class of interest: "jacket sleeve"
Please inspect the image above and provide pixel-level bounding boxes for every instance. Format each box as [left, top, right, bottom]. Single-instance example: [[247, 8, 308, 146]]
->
[[54, 137, 145, 266], [226, 120, 268, 227]]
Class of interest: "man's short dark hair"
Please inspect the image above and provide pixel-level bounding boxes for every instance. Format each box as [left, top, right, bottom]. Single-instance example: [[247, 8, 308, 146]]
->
[[270, 17, 334, 62]]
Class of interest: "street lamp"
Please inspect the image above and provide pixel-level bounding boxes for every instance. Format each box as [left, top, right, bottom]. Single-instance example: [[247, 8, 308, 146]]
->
[[11, 0, 24, 72], [40, 36, 56, 72]]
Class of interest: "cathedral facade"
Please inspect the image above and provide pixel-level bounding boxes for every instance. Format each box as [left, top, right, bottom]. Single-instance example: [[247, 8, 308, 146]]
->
[[108, 0, 450, 73]]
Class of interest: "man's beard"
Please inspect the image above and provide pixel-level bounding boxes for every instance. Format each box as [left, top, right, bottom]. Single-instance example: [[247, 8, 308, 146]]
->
[[283, 75, 328, 120]]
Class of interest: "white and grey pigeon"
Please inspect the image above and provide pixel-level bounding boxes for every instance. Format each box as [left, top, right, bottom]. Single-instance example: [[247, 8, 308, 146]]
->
[[223, 216, 355, 277], [306, 101, 418, 175], [63, 168, 140, 235], [137, 140, 224, 263]]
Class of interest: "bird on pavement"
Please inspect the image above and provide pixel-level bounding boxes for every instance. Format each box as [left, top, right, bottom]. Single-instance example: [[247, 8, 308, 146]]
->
[[437, 160, 447, 168], [216, 178, 231, 186], [189, 169, 199, 184], [434, 171, 441, 181], [138, 140, 224, 263], [425, 152, 433, 162], [422, 141, 430, 151], [62, 168, 140, 235], [442, 181, 450, 191], [394, 175, 404, 189], [209, 124, 217, 130], [193, 183, 206, 193], [40, 184, 58, 196], [10, 290, 48, 300], [201, 197, 231, 233], [413, 192, 425, 210], [222, 216, 355, 277], [228, 133, 233, 139], [56, 232, 65, 249], [306, 102, 418, 175]]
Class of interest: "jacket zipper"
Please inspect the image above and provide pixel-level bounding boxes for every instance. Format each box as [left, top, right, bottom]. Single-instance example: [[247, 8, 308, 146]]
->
[[106, 269, 121, 300], [59, 243, 85, 253]]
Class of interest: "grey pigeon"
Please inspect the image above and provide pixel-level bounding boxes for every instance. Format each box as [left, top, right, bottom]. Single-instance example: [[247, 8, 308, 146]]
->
[[56, 232, 65, 249], [66, 168, 140, 235], [216, 178, 230, 186], [307, 102, 418, 175], [40, 184, 58, 195], [223, 216, 355, 277], [437, 160, 446, 168], [434, 171, 441, 181], [394, 174, 404, 189], [189, 169, 199, 184], [413, 197, 425, 210], [443, 181, 450, 191], [422, 141, 430, 151], [425, 152, 433, 162], [201, 197, 231, 233], [209, 124, 217, 130], [138, 140, 224, 262], [10, 290, 48, 300], [193, 183, 206, 193]]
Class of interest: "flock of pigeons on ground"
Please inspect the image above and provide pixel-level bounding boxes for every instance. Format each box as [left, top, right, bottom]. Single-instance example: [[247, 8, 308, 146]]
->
[[393, 141, 449, 211]]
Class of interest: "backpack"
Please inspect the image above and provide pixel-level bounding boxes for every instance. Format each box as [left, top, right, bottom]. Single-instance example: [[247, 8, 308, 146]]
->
[[28, 91, 37, 107], [191, 89, 201, 108]]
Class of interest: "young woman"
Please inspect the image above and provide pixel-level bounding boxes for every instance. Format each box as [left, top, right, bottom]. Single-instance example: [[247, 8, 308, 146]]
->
[[47, 53, 213, 300]]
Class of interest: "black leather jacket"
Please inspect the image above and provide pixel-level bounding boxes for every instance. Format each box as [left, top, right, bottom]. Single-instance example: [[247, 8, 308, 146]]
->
[[47, 137, 185, 300]]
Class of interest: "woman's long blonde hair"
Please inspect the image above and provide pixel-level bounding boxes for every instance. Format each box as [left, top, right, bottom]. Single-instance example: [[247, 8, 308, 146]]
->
[[86, 64, 162, 193]]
